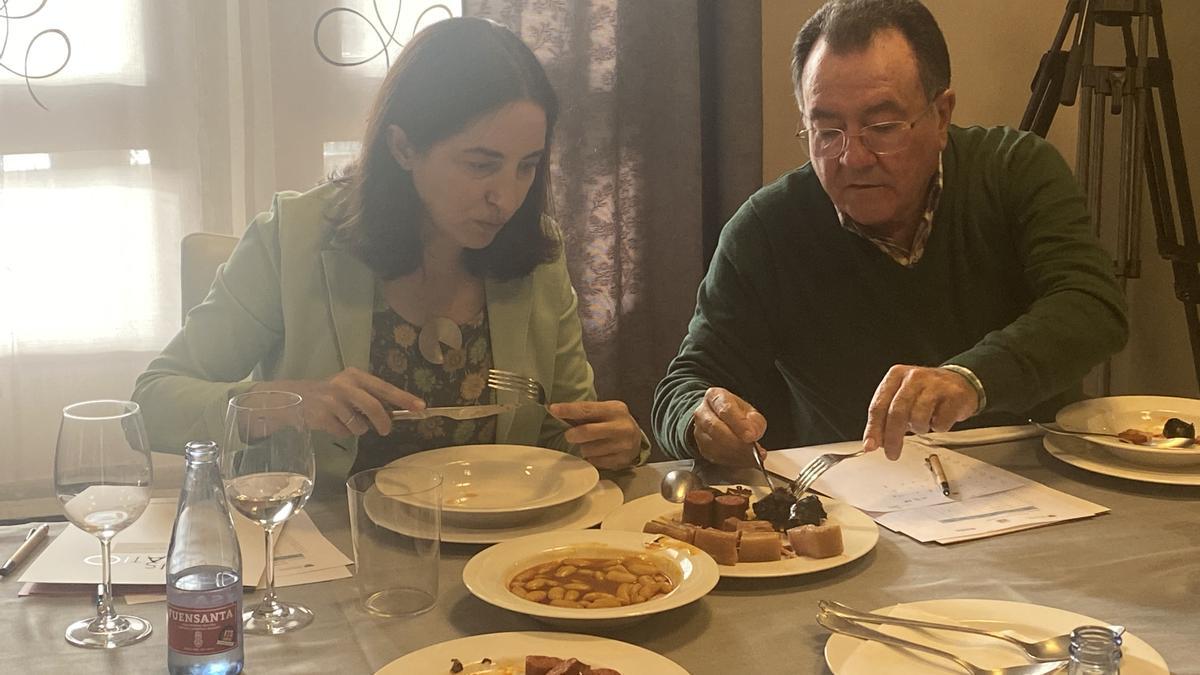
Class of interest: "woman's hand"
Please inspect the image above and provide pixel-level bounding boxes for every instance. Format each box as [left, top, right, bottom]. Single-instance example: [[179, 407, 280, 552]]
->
[[254, 367, 425, 437], [547, 400, 643, 470]]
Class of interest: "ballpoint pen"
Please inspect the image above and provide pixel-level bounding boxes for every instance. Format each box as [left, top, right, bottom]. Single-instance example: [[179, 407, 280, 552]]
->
[[0, 523, 50, 576], [925, 453, 951, 497]]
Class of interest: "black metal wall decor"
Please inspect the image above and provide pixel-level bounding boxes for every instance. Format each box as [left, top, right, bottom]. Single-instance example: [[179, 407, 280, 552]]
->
[[313, 1, 455, 69], [1, 0, 71, 110]]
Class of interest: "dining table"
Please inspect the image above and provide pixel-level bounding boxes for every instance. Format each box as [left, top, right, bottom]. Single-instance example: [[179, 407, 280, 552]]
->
[[1, 436, 1197, 674]]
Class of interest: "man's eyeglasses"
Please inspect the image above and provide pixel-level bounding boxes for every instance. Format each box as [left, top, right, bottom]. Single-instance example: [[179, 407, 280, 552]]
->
[[795, 101, 937, 159]]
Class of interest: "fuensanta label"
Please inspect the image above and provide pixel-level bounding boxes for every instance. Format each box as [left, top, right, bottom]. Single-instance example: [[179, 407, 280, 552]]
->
[[168, 602, 240, 655]]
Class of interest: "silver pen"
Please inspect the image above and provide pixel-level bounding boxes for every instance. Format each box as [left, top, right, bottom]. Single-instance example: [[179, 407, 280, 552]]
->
[[0, 523, 50, 576]]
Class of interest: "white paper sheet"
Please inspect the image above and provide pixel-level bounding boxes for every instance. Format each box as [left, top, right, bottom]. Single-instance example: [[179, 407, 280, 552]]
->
[[764, 440, 1107, 543], [764, 441, 1026, 512], [18, 498, 350, 589], [875, 481, 1107, 543]]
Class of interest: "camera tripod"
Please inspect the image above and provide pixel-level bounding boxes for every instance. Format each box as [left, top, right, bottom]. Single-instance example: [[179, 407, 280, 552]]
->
[[1020, 0, 1200, 391]]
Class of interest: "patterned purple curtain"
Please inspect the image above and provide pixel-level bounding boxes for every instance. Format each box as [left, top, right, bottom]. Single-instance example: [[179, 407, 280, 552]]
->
[[466, 0, 761, 453]]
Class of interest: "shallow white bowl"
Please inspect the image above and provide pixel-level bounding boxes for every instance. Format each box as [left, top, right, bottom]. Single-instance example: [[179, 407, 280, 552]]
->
[[1056, 396, 1200, 467], [383, 444, 599, 527], [462, 529, 719, 628]]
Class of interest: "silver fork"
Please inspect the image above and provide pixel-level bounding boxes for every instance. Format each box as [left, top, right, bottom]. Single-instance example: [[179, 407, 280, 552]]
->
[[787, 446, 869, 497], [487, 368, 547, 404], [818, 611, 1068, 675]]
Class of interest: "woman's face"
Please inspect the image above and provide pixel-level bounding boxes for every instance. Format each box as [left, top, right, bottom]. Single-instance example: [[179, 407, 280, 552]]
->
[[389, 99, 548, 251]]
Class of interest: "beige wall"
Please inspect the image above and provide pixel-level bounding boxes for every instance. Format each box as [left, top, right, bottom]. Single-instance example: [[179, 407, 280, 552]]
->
[[761, 0, 1200, 397]]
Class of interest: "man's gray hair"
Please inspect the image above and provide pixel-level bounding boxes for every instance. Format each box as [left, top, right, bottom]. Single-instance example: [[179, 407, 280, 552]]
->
[[792, 0, 951, 102]]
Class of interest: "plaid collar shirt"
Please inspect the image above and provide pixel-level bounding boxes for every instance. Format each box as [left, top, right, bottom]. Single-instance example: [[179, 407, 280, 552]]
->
[[837, 157, 943, 268]]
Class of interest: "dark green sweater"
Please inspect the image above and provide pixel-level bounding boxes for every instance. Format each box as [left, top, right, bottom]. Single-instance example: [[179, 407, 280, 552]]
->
[[652, 125, 1128, 459]]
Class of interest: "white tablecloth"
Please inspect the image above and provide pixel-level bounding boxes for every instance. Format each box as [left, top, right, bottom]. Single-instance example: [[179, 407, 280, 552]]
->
[[1, 439, 1197, 674]]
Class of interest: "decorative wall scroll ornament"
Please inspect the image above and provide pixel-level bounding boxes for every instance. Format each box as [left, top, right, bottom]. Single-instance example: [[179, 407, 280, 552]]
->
[[1, 0, 71, 110], [313, 1, 455, 70], [417, 316, 461, 365]]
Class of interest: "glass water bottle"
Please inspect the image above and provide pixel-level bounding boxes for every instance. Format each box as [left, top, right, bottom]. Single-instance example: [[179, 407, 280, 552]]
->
[[167, 441, 245, 674]]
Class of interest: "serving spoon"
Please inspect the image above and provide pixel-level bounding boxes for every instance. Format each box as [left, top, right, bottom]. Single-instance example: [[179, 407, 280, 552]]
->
[[660, 442, 779, 504], [659, 468, 708, 503], [1028, 419, 1195, 448]]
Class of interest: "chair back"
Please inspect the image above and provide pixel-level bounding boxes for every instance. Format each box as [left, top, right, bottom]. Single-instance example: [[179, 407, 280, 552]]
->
[[180, 232, 238, 324]]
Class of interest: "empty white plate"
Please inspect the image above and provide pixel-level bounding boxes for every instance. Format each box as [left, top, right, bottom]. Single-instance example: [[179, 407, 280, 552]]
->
[[365, 479, 624, 544], [383, 444, 599, 527]]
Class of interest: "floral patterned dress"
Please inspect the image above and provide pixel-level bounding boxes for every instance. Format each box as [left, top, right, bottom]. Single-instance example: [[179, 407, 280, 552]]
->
[[352, 301, 497, 473]]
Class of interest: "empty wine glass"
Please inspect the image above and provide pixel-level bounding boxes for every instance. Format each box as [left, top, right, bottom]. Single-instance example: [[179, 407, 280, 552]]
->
[[54, 400, 154, 649], [221, 391, 315, 635]]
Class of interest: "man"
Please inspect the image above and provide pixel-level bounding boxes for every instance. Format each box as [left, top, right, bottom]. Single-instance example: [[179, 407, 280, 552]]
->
[[652, 0, 1127, 466]]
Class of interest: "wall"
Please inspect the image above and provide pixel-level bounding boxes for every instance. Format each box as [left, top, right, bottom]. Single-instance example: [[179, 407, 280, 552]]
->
[[762, 0, 1200, 398]]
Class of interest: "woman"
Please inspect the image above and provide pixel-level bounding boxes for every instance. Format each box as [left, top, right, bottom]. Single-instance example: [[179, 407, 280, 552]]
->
[[134, 18, 647, 488]]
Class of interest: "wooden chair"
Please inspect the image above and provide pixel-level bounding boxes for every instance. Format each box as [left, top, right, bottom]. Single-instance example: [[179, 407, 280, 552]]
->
[[180, 232, 238, 324]]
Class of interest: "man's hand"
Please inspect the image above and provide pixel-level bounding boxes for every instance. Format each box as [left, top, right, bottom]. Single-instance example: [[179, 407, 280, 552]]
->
[[862, 365, 979, 460], [690, 387, 767, 467], [257, 367, 425, 438], [548, 400, 643, 470]]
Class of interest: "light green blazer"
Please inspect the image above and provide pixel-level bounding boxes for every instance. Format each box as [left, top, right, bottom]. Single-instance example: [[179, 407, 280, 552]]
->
[[133, 184, 643, 492]]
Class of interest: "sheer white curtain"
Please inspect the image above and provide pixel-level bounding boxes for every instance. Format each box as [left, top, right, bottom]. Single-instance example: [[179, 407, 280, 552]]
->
[[0, 0, 458, 498]]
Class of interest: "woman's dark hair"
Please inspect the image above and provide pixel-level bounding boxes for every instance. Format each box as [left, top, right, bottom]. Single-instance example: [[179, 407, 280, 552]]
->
[[791, 0, 950, 102], [334, 17, 560, 281]]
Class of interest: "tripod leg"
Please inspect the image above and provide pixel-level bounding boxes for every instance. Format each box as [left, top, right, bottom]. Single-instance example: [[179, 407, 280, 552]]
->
[[1020, 0, 1078, 136], [1139, 4, 1200, 389]]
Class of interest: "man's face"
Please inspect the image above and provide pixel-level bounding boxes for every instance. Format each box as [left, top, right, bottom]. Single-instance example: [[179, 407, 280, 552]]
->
[[798, 28, 954, 239]]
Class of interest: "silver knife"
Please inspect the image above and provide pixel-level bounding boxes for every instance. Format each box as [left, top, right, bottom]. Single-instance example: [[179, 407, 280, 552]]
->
[[391, 404, 514, 421]]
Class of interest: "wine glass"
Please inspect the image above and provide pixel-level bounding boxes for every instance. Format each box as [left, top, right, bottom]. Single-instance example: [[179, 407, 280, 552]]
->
[[54, 400, 154, 649], [221, 390, 315, 635]]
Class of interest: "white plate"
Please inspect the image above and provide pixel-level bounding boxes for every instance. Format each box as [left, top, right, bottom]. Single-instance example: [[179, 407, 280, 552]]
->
[[1056, 396, 1200, 467], [366, 480, 624, 544], [914, 425, 1041, 447], [599, 486, 878, 578], [384, 445, 599, 527], [825, 598, 1169, 674], [374, 631, 689, 675], [462, 530, 719, 628], [1042, 434, 1200, 486]]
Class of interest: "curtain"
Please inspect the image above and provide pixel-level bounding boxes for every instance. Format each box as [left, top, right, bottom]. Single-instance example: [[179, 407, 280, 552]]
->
[[465, 0, 762, 454]]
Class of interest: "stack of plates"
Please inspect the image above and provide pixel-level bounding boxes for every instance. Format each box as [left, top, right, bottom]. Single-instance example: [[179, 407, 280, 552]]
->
[[375, 444, 624, 543], [1044, 396, 1200, 485]]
